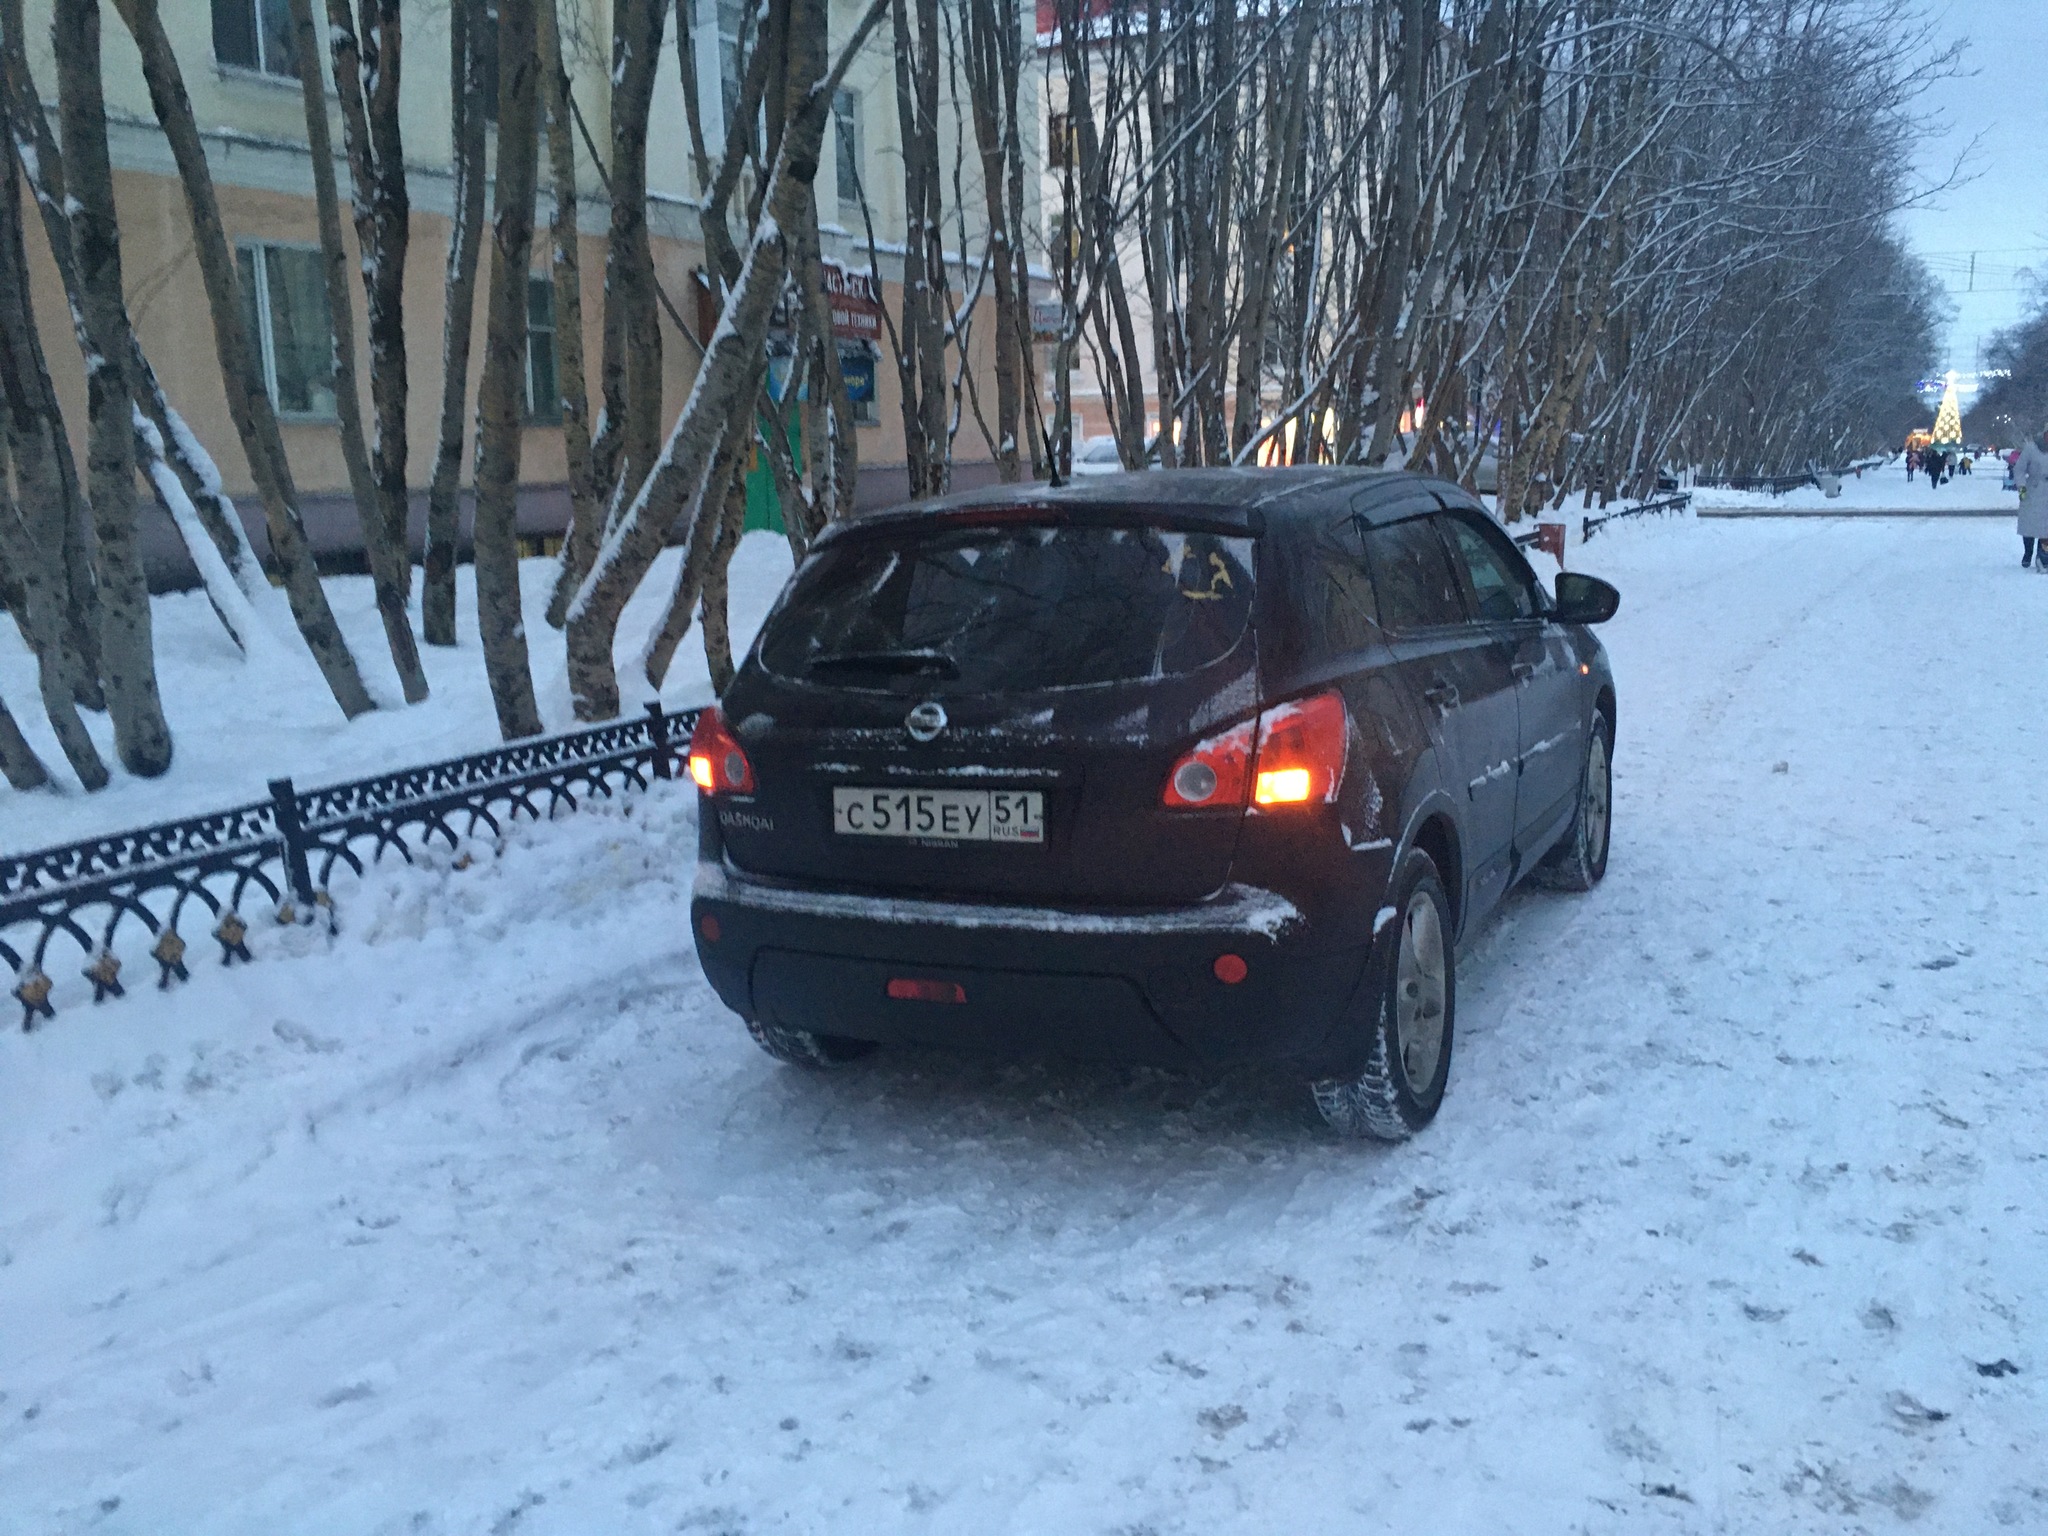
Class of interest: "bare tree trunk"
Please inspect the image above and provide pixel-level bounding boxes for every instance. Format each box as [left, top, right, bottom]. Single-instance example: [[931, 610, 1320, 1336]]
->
[[0, 680, 49, 791], [424, 0, 487, 646], [326, 0, 421, 683], [639, 359, 765, 690], [0, 453, 107, 788], [888, 0, 950, 498], [113, 0, 375, 718], [592, 0, 666, 507], [4, 0, 263, 657], [470, 0, 543, 740], [0, 93, 105, 726], [539, 0, 603, 628], [56, 0, 170, 776], [699, 488, 746, 696], [784, 194, 855, 525], [565, 0, 885, 719], [0, 0, 104, 705], [4, 66, 259, 663], [963, 0, 1021, 480], [287, 0, 427, 703]]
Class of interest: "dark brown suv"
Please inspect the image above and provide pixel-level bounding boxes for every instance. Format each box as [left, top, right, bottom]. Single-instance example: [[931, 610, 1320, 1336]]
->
[[689, 467, 1619, 1138]]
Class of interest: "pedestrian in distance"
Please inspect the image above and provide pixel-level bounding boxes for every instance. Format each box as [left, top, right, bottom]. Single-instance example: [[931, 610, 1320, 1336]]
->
[[1906, 448, 1919, 482], [2014, 426, 2048, 569], [1926, 449, 1946, 488]]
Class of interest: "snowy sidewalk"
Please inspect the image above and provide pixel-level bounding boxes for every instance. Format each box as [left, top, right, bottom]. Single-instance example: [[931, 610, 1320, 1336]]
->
[[4, 515, 2047, 1533], [1689, 462, 2020, 518]]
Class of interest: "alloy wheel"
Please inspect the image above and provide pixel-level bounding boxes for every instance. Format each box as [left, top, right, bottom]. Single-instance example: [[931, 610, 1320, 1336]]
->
[[1584, 732, 1611, 866], [1395, 890, 1448, 1088]]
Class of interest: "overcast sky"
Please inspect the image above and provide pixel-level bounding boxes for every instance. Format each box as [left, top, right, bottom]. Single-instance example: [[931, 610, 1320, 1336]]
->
[[1896, 0, 2048, 374]]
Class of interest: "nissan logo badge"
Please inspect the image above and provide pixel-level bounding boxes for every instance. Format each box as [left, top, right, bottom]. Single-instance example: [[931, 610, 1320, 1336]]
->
[[905, 700, 948, 742]]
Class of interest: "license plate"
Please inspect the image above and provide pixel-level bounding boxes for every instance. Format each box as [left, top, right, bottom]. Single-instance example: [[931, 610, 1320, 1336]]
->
[[832, 787, 1044, 844]]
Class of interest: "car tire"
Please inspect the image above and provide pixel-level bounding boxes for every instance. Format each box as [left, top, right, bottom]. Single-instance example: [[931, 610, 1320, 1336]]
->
[[744, 1016, 878, 1067], [1534, 710, 1613, 892], [1311, 849, 1455, 1141]]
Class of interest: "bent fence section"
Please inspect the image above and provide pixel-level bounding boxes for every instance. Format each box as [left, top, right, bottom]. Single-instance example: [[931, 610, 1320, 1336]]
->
[[2, 703, 701, 1031], [1508, 491, 1693, 551]]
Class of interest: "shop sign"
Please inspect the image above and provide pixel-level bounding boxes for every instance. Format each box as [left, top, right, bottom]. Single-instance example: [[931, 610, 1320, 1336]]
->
[[823, 260, 883, 342], [1031, 298, 1066, 342], [839, 350, 877, 404]]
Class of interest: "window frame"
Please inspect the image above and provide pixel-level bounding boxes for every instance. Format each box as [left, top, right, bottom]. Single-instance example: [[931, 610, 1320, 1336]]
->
[[212, 0, 298, 81], [833, 88, 865, 209], [524, 274, 562, 425], [1359, 513, 1470, 634], [477, 1, 501, 125], [238, 239, 339, 423], [1437, 506, 1543, 625]]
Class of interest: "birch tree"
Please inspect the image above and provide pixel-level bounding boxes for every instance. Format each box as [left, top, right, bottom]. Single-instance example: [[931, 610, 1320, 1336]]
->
[[286, 0, 429, 701], [325, 0, 422, 673], [114, 0, 377, 717], [55, 0, 171, 775], [424, 0, 488, 646], [564, 0, 889, 720], [470, 0, 546, 739]]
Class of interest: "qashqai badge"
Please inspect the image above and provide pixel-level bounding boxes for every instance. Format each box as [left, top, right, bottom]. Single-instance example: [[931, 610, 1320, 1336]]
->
[[905, 700, 948, 742]]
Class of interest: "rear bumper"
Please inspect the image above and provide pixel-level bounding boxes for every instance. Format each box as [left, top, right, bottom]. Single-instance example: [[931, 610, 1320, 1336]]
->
[[691, 861, 1369, 1070]]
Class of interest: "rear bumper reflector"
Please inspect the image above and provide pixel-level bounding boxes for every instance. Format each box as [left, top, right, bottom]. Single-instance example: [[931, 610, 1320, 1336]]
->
[[887, 977, 968, 1004]]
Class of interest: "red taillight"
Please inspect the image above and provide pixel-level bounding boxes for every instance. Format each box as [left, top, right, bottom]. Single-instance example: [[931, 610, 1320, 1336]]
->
[[687, 705, 756, 795], [1162, 718, 1255, 808], [886, 977, 967, 1004], [1252, 691, 1347, 807], [1161, 692, 1347, 811]]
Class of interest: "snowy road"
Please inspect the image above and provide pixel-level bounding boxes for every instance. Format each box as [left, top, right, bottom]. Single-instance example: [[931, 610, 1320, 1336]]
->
[[5, 514, 2047, 1533]]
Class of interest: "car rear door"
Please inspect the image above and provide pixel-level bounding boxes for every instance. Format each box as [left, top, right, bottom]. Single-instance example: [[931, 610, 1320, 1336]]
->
[[1359, 512, 1521, 919], [1436, 505, 1585, 860]]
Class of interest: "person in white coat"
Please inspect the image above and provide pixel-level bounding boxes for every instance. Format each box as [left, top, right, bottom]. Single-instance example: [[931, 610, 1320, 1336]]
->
[[2015, 428, 2048, 568]]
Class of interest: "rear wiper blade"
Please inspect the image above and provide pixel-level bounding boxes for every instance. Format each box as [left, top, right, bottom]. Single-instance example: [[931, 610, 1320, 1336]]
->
[[806, 648, 961, 677]]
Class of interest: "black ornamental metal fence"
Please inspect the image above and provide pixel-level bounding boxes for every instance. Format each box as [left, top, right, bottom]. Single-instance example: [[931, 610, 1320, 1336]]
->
[[1580, 490, 1692, 541], [1505, 490, 1693, 556], [2, 702, 701, 1031]]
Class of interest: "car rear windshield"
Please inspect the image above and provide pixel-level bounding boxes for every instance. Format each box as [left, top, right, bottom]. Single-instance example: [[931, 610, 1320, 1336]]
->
[[758, 522, 1256, 692]]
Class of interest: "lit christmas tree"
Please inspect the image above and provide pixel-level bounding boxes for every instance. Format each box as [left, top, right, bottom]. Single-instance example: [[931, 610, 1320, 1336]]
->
[[1930, 371, 1963, 451]]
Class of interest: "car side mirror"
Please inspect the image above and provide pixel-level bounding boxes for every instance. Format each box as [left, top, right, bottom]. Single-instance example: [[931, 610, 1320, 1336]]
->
[[1551, 572, 1620, 625]]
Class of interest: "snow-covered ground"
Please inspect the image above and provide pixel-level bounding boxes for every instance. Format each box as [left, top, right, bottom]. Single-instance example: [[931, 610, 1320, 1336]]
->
[[5, 512, 2048, 1533], [1689, 459, 2019, 515], [0, 535, 800, 854]]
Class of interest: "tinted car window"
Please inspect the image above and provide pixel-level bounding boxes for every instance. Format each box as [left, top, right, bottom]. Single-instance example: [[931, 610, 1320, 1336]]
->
[[758, 523, 1255, 692], [1441, 510, 1538, 622], [1303, 518, 1380, 660], [1362, 517, 1465, 631]]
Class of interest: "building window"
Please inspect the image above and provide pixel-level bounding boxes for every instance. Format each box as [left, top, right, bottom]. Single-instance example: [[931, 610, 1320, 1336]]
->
[[717, 0, 747, 133], [525, 275, 561, 423], [476, 2, 501, 125], [237, 243, 336, 419], [1048, 111, 1079, 168], [834, 89, 863, 208], [212, 0, 297, 78]]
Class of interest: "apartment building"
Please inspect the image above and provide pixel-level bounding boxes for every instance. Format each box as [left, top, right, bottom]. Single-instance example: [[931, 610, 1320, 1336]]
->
[[14, 0, 1042, 585]]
